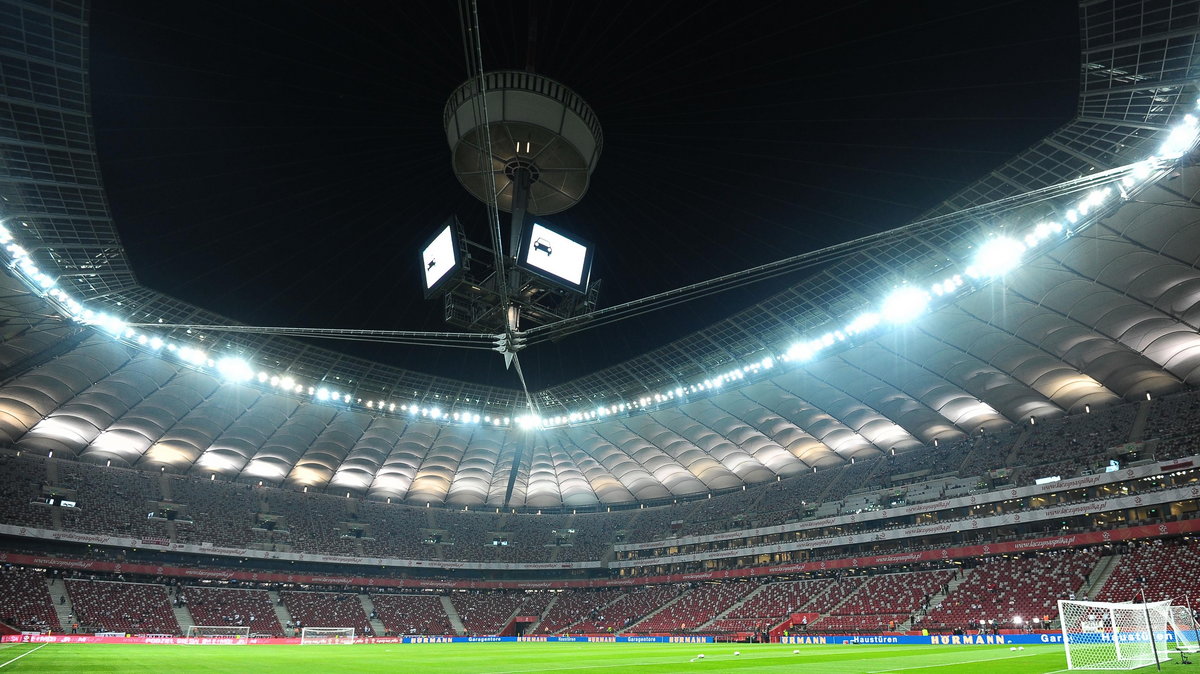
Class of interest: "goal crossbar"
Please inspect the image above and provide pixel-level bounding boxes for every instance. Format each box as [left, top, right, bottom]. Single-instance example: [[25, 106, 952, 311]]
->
[[186, 625, 250, 637], [300, 627, 356, 645]]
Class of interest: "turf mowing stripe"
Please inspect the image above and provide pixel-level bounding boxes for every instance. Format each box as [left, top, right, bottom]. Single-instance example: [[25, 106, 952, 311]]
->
[[866, 651, 1044, 673], [0, 643, 45, 669]]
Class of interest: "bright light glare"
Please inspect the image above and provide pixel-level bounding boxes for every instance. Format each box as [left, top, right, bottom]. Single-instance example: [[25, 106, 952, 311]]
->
[[971, 237, 1026, 278], [845, 312, 880, 335], [1159, 116, 1200, 159], [881, 287, 930, 324], [177, 346, 207, 365], [786, 341, 818, 362], [93, 313, 126, 336], [216, 357, 254, 382]]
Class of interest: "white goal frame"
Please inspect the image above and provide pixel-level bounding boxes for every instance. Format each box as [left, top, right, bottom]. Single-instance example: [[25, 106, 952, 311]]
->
[[1059, 599, 1173, 670], [186, 625, 250, 639], [300, 626, 356, 644], [1167, 605, 1200, 655]]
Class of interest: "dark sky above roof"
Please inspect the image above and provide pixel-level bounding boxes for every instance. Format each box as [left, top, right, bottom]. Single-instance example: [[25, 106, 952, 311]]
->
[[88, 0, 1080, 391]]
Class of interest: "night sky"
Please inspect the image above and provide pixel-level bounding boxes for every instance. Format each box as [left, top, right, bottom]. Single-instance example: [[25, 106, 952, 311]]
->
[[88, 1, 1080, 390]]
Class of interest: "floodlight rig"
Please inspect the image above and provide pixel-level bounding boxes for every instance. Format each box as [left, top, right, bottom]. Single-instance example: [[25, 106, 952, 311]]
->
[[433, 70, 604, 346]]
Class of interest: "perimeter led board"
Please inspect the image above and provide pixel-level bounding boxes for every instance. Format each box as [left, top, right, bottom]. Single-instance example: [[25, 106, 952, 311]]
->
[[516, 221, 594, 293], [420, 217, 464, 297]]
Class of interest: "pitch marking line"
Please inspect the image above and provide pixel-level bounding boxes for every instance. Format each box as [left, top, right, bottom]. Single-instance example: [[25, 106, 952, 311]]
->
[[485, 650, 790, 674], [0, 643, 46, 669], [867, 651, 1043, 673]]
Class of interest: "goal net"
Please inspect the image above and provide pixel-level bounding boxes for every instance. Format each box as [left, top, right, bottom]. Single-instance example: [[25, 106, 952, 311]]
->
[[1167, 605, 1200, 654], [186, 625, 250, 639], [1059, 599, 1172, 669], [300, 627, 356, 644]]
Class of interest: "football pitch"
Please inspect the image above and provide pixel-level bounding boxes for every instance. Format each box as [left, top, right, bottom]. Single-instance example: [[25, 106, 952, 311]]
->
[[2, 641, 1193, 673]]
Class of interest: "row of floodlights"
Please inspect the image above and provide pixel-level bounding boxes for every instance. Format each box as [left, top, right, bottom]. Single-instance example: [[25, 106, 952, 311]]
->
[[532, 105, 1200, 428], [2, 106, 1197, 431], [0, 229, 510, 427], [515, 357, 778, 429]]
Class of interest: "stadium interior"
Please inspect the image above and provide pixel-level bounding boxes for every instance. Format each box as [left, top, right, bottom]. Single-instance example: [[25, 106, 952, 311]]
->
[[3, 0, 1200, 658]]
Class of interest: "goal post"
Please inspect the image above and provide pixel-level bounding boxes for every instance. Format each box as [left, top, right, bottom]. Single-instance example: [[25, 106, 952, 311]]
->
[[1059, 599, 1172, 670], [300, 627, 356, 644], [185, 625, 251, 639], [1167, 604, 1199, 654]]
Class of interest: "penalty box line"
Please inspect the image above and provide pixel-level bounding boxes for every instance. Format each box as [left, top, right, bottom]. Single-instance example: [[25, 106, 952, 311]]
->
[[0, 643, 47, 669], [867, 650, 1043, 673]]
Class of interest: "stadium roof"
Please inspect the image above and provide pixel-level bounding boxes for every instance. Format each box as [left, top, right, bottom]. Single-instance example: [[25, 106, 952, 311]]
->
[[0, 0, 1199, 507]]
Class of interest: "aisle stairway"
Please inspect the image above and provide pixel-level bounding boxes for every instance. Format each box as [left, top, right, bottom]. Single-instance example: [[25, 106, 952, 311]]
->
[[358, 594, 386, 637], [46, 578, 74, 632], [626, 592, 690, 632], [267, 591, 294, 635], [172, 602, 194, 634], [559, 589, 634, 634], [1003, 427, 1033, 466], [901, 569, 973, 631], [1129, 401, 1152, 442], [441, 596, 466, 635], [695, 583, 771, 632], [1084, 554, 1123, 600], [526, 594, 559, 634]]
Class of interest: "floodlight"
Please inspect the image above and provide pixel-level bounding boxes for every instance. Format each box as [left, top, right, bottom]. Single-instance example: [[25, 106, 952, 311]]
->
[[881, 287, 930, 323], [1159, 115, 1200, 159], [1131, 160, 1154, 180], [970, 236, 1026, 278], [216, 357, 254, 382], [92, 313, 126, 336], [178, 346, 206, 365], [845, 311, 880, 335], [786, 341, 819, 361]]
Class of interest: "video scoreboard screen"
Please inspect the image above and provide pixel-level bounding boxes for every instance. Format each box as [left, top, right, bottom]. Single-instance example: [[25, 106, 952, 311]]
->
[[420, 217, 465, 297], [516, 222, 594, 293]]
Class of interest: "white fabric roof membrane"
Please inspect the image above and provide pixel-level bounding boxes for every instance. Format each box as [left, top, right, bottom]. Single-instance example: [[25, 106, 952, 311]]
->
[[3, 173, 1200, 506]]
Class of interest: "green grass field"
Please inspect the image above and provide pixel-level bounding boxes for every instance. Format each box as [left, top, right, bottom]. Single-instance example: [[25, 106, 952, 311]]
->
[[0, 641, 1192, 673]]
